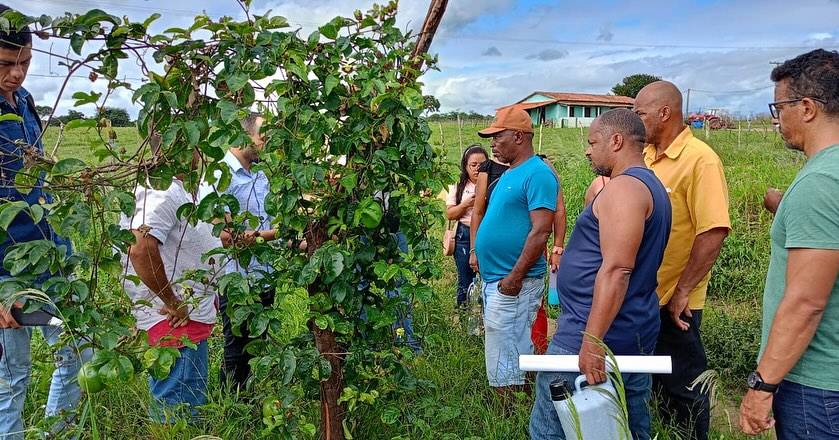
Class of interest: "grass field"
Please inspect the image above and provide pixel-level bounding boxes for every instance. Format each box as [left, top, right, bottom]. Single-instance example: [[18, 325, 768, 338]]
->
[[20, 122, 799, 439]]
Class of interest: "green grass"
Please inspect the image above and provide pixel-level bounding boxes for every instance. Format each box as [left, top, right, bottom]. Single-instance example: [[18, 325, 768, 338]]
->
[[20, 123, 792, 439]]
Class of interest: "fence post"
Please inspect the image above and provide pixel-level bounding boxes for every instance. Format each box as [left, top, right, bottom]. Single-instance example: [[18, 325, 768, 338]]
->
[[456, 113, 463, 158], [538, 123, 543, 154]]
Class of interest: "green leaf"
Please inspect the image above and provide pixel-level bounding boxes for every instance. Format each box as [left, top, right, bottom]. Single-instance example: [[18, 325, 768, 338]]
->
[[184, 121, 200, 145], [281, 350, 296, 385], [338, 172, 356, 192], [0, 114, 22, 123], [226, 72, 248, 92], [65, 119, 96, 130], [380, 405, 400, 425], [160, 91, 178, 108], [354, 198, 383, 229], [52, 158, 87, 176], [307, 30, 320, 46], [107, 190, 136, 216], [142, 13, 161, 29], [318, 23, 338, 40], [314, 315, 329, 330], [400, 87, 424, 109], [28, 204, 44, 224], [71, 91, 102, 107], [249, 314, 269, 337], [324, 75, 339, 96], [323, 251, 344, 281], [330, 281, 352, 303], [286, 62, 309, 82], [217, 100, 238, 124], [70, 33, 84, 55]]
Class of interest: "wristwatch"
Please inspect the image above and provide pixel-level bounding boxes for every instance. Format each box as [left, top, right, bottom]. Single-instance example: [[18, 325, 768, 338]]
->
[[747, 371, 779, 393]]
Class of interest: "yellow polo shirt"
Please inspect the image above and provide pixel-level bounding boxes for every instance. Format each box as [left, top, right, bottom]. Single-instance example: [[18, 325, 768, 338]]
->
[[644, 127, 731, 310]]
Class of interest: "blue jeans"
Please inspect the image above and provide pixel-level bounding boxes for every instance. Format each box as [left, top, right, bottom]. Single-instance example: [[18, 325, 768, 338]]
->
[[530, 344, 652, 440], [0, 325, 91, 440], [773, 379, 839, 439], [483, 277, 543, 387], [453, 223, 475, 307], [148, 340, 209, 423], [359, 232, 421, 353]]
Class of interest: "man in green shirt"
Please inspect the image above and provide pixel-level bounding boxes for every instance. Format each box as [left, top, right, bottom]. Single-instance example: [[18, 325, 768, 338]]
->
[[739, 48, 839, 438]]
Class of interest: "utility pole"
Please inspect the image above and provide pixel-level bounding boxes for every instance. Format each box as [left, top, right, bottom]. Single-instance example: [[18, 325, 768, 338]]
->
[[685, 88, 691, 116]]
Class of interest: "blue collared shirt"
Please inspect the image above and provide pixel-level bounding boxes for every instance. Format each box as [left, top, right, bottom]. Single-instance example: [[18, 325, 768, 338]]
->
[[0, 87, 68, 277], [200, 150, 274, 276]]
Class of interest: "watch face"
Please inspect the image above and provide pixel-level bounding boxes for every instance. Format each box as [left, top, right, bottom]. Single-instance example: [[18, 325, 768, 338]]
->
[[747, 372, 758, 388]]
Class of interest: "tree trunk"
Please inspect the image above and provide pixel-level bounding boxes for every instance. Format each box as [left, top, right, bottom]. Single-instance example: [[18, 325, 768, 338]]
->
[[313, 323, 345, 440]]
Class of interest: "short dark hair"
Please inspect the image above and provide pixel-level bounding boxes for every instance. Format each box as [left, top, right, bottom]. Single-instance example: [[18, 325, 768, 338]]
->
[[240, 112, 263, 137], [0, 4, 32, 50], [771, 49, 839, 116], [597, 108, 646, 148]]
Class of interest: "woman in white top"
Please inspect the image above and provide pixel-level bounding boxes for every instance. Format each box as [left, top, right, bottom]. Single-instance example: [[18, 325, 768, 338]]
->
[[446, 145, 489, 307]]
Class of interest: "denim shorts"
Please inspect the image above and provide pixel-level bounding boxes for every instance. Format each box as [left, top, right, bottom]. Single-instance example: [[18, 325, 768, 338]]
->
[[483, 276, 543, 387]]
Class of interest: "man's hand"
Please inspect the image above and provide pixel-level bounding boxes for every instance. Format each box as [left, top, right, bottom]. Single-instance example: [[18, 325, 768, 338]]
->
[[579, 338, 607, 385], [0, 301, 23, 329], [764, 188, 783, 215], [469, 252, 479, 273], [550, 246, 563, 272], [159, 303, 190, 328], [666, 289, 692, 331], [498, 274, 522, 296], [739, 389, 776, 436]]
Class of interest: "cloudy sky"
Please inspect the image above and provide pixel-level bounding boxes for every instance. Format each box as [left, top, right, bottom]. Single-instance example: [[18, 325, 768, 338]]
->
[[14, 0, 839, 118]]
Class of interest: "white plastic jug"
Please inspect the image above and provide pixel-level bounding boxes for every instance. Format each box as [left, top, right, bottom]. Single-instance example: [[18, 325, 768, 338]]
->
[[548, 270, 559, 305], [550, 374, 623, 440]]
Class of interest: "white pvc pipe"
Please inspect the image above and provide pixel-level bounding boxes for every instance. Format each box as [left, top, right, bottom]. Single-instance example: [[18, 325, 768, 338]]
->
[[519, 355, 672, 374]]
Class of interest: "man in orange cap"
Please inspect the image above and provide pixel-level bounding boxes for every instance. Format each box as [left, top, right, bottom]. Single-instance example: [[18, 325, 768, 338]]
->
[[473, 107, 558, 398]]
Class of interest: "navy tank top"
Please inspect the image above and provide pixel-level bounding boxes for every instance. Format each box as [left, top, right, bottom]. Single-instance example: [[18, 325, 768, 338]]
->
[[553, 167, 672, 355]]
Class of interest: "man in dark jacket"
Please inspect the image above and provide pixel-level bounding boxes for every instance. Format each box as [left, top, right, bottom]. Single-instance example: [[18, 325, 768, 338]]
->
[[0, 6, 88, 438]]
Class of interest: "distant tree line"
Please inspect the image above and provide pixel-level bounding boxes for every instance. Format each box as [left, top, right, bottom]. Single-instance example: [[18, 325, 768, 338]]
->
[[426, 110, 493, 122], [34, 106, 134, 127]]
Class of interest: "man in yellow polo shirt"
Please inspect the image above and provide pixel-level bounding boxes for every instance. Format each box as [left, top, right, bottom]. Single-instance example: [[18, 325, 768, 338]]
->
[[634, 81, 731, 440]]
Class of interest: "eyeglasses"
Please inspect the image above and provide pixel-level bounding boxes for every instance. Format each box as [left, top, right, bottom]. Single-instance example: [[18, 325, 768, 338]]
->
[[768, 97, 827, 119]]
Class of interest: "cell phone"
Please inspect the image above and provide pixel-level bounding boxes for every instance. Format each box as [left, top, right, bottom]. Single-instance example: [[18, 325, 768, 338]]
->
[[10, 308, 64, 327]]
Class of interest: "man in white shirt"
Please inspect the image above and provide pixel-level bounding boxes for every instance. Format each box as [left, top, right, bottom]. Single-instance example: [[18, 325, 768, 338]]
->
[[121, 168, 222, 421]]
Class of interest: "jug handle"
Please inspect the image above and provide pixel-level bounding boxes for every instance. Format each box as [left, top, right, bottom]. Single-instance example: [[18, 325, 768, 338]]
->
[[574, 374, 611, 392]]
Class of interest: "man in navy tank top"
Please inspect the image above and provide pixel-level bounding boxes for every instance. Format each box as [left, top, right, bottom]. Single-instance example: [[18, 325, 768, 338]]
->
[[530, 109, 672, 440]]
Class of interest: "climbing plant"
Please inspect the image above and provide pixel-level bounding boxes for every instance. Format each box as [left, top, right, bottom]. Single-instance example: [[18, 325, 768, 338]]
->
[[0, 1, 447, 437]]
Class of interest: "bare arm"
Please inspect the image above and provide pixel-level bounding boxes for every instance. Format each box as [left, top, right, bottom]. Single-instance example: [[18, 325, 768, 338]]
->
[[498, 208, 554, 295], [469, 173, 489, 272], [758, 248, 839, 381], [446, 195, 474, 220], [579, 176, 651, 384], [666, 227, 729, 330], [740, 248, 839, 435], [128, 230, 189, 327]]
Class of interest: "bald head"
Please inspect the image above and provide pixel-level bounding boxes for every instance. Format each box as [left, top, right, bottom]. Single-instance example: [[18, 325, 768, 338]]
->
[[633, 80, 685, 145], [636, 81, 683, 115]]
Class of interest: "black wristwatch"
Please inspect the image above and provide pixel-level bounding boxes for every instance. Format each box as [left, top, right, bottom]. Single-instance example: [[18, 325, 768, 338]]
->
[[747, 371, 779, 393]]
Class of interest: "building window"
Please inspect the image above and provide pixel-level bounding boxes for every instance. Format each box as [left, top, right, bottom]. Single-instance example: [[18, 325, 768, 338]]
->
[[584, 107, 593, 118]]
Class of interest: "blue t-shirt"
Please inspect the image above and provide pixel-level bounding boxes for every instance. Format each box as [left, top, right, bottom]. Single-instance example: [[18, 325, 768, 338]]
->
[[475, 155, 558, 282], [553, 167, 671, 355]]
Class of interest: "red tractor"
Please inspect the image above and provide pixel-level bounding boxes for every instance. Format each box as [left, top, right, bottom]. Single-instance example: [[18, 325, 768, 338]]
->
[[688, 108, 732, 129]]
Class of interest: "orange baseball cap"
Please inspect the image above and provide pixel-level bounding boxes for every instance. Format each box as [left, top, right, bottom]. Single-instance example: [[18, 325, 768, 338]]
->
[[478, 107, 534, 137]]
